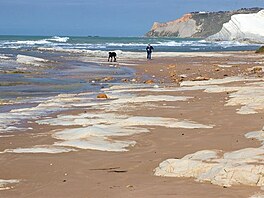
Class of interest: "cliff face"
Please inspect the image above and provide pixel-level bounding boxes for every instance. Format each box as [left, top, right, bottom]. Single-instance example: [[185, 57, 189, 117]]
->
[[146, 8, 262, 38], [147, 14, 197, 37], [207, 10, 264, 43]]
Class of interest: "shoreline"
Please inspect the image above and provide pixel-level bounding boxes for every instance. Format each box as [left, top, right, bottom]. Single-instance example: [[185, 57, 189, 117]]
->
[[1, 50, 264, 197]]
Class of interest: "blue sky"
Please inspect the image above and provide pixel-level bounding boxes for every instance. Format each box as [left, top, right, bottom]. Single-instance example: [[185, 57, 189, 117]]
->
[[0, 0, 264, 36]]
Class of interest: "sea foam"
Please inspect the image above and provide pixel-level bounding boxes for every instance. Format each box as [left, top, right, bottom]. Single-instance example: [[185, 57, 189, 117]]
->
[[0, 179, 19, 191], [16, 54, 49, 66], [2, 85, 212, 153], [46, 36, 69, 43]]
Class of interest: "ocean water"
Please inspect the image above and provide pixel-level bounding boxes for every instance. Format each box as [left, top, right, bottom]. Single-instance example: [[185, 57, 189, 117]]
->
[[0, 35, 261, 53]]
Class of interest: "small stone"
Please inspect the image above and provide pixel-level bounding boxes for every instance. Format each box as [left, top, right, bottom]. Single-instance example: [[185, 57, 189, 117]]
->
[[144, 79, 154, 84], [252, 67, 263, 73], [121, 78, 129, 82], [168, 64, 176, 69], [180, 74, 187, 78], [101, 77, 114, 82], [97, 93, 108, 99], [192, 76, 209, 81]]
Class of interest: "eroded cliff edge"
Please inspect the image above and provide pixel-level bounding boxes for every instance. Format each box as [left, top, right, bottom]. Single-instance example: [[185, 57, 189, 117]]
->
[[146, 8, 262, 38]]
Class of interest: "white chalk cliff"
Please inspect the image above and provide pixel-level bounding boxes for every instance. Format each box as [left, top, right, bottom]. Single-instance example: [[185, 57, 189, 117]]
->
[[146, 8, 262, 38], [208, 10, 264, 43]]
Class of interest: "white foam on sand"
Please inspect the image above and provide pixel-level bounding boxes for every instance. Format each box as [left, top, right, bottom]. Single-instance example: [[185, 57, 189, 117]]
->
[[11, 77, 264, 152], [102, 83, 213, 94], [3, 85, 212, 153], [3, 76, 264, 155], [178, 76, 264, 115], [37, 113, 213, 152], [108, 94, 192, 104], [38, 113, 213, 130], [118, 116, 213, 129], [76, 93, 193, 112], [107, 79, 264, 116], [1, 82, 215, 153], [16, 54, 49, 66], [0, 179, 19, 191], [245, 128, 264, 145], [217, 64, 233, 68], [0, 92, 95, 133], [250, 193, 264, 198], [0, 54, 11, 60], [180, 76, 259, 87], [226, 87, 264, 114], [2, 146, 76, 154], [204, 82, 264, 114], [54, 136, 136, 152], [0, 135, 15, 138]]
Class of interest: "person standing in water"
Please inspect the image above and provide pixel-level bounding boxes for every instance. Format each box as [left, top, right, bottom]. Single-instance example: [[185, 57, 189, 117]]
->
[[146, 44, 154, 60]]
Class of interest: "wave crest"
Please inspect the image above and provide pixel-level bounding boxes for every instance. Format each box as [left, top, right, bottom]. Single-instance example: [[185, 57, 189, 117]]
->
[[46, 36, 69, 43]]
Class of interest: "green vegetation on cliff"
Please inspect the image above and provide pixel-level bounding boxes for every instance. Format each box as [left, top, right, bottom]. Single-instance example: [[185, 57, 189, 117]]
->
[[256, 46, 264, 53]]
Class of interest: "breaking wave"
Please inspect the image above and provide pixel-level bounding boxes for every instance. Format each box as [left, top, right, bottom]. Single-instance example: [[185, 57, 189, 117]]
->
[[0, 36, 261, 52], [1, 36, 69, 47], [46, 36, 69, 43]]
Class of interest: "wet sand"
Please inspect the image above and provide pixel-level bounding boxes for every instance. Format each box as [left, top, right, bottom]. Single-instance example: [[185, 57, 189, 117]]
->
[[1, 51, 264, 197]]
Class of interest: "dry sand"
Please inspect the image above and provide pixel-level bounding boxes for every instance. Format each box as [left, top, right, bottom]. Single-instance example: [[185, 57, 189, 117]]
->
[[1, 51, 264, 197]]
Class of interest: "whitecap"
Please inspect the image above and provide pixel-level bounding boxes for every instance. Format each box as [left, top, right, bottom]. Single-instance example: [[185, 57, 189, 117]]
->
[[16, 54, 49, 66], [46, 36, 69, 43]]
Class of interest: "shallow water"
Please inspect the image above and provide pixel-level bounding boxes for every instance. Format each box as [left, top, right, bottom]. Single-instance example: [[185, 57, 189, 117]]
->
[[0, 44, 133, 123]]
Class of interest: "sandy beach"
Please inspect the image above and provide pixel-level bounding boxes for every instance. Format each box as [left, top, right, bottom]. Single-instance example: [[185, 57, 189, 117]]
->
[[1, 49, 264, 198]]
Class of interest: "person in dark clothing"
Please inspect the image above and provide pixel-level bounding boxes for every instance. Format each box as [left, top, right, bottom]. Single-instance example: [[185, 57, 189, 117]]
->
[[146, 44, 154, 60]]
